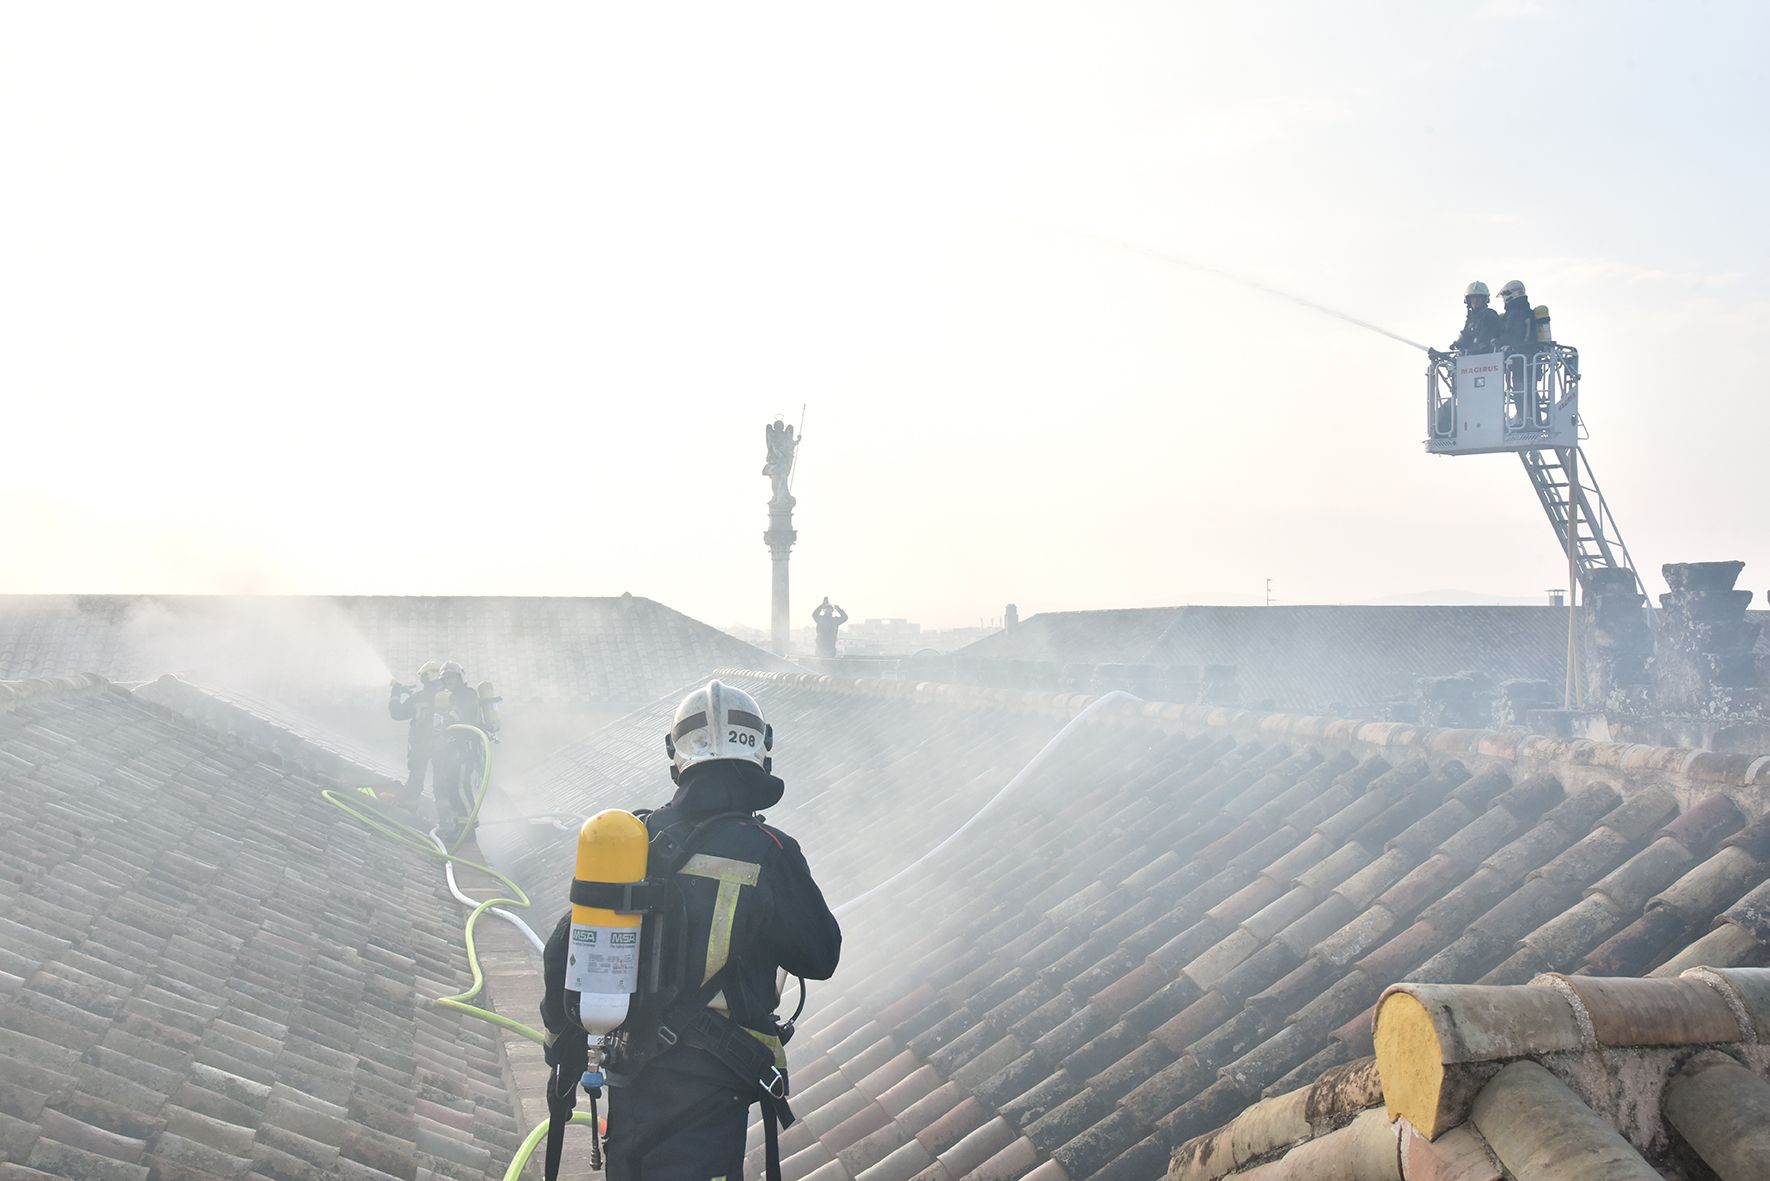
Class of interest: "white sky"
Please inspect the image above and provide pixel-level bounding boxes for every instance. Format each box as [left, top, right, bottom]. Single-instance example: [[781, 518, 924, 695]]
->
[[3, 1, 1766, 628]]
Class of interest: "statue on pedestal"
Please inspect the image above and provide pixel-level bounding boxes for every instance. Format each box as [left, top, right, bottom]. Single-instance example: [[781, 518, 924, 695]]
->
[[812, 598, 848, 658], [762, 417, 799, 510]]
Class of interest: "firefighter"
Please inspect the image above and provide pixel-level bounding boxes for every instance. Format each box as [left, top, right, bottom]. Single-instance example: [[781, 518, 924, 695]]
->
[[387, 659, 444, 807], [1495, 279, 1536, 352], [540, 680, 842, 1181], [1441, 280, 1501, 356], [1494, 280, 1539, 423], [429, 660, 494, 841]]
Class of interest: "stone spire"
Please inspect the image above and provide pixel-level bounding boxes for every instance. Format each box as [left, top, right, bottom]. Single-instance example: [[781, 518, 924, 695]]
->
[[761, 418, 800, 657]]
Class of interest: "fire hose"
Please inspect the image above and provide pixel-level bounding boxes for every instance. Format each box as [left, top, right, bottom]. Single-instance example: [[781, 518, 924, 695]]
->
[[330, 693, 1143, 1178], [322, 724, 597, 1177]]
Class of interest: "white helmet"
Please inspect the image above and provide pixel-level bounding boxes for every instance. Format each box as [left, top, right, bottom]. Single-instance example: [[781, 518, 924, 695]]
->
[[1499, 279, 1527, 301], [1465, 280, 1490, 298], [665, 679, 772, 780], [418, 659, 443, 684]]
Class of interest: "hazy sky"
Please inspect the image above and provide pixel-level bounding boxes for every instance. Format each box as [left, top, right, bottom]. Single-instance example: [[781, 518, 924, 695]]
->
[[4, 2, 1766, 628]]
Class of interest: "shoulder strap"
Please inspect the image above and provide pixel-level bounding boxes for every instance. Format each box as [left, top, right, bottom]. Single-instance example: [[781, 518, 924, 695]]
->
[[648, 809, 754, 874]]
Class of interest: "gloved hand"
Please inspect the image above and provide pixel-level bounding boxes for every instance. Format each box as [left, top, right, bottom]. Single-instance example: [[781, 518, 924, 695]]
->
[[544, 1029, 589, 1101]]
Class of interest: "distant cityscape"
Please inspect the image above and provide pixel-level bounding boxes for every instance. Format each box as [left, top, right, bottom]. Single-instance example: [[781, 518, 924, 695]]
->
[[727, 615, 1005, 656]]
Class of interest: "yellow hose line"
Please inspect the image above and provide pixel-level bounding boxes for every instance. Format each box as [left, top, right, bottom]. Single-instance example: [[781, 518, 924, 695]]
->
[[324, 720, 601, 1176], [437, 895, 546, 1043], [443, 723, 496, 854], [320, 724, 547, 1042], [501, 1113, 601, 1181]]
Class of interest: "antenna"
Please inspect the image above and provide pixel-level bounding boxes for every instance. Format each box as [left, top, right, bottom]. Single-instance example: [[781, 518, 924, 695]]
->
[[789, 402, 807, 493]]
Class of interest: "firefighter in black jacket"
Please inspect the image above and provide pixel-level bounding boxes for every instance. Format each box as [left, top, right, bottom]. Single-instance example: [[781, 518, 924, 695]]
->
[[1495, 279, 1536, 351], [387, 659, 444, 806], [541, 680, 841, 1181], [1447, 280, 1501, 354]]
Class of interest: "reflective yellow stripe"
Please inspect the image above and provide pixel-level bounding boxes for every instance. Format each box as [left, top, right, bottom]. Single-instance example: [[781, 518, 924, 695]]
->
[[679, 854, 762, 985], [702, 879, 743, 984], [679, 854, 761, 886], [744, 1026, 788, 1070]]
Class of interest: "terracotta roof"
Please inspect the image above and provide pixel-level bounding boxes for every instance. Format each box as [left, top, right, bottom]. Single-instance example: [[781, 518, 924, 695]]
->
[[132, 674, 405, 783], [490, 671, 1770, 1181], [950, 606, 1572, 712], [0, 594, 792, 709], [1173, 968, 1770, 1179], [0, 675, 524, 1181]]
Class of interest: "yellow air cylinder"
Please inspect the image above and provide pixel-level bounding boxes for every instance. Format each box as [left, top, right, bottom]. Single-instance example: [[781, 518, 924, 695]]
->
[[1534, 304, 1552, 345], [476, 680, 501, 734], [567, 809, 649, 1036]]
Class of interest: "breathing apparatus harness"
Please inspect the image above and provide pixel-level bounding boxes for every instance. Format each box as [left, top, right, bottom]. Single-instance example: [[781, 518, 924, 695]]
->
[[548, 804, 806, 1181]]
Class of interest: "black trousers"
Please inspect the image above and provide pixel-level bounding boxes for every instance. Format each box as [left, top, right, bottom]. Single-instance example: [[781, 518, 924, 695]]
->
[[403, 750, 430, 796], [605, 1057, 751, 1181]]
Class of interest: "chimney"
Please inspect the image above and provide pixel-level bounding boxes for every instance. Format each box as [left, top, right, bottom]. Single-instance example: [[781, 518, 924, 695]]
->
[[1584, 566, 1652, 708], [1652, 561, 1759, 717], [1004, 603, 1020, 630]]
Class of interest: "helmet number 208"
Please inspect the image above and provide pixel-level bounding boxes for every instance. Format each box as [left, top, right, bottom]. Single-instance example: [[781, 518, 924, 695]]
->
[[727, 730, 758, 747]]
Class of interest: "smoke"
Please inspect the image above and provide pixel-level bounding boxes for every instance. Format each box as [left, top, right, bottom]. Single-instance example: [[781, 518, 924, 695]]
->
[[119, 596, 394, 695], [1084, 233, 1431, 353], [832, 690, 1139, 917]]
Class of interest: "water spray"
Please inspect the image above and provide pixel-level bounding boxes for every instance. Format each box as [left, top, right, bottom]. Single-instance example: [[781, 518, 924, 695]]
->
[[1085, 233, 1431, 353]]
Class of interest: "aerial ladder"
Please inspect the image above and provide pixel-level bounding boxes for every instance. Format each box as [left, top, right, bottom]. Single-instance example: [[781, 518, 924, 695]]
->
[[1425, 344, 1644, 597]]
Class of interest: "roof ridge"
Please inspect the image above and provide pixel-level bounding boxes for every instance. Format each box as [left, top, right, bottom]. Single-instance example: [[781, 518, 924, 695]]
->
[[0, 672, 113, 709], [712, 669, 1770, 798], [130, 674, 402, 788]]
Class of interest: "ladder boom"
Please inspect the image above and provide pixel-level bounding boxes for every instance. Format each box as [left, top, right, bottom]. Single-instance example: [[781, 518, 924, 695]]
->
[[1519, 446, 1642, 594]]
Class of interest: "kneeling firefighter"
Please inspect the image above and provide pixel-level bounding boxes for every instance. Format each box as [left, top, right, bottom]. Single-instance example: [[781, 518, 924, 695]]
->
[[540, 680, 842, 1181]]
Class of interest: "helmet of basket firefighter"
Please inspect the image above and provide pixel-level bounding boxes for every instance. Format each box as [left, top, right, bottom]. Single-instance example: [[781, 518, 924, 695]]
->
[[1499, 279, 1527, 302], [1464, 280, 1490, 300], [418, 659, 443, 684], [665, 679, 772, 781]]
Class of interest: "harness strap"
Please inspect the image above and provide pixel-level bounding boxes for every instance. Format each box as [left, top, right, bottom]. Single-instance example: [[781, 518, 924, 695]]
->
[[569, 879, 671, 913], [762, 1098, 783, 1181], [543, 1064, 573, 1181]]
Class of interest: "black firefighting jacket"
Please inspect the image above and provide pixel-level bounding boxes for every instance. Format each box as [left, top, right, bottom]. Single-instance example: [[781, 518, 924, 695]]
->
[[1453, 303, 1502, 353], [541, 761, 841, 1080], [1496, 296, 1536, 351]]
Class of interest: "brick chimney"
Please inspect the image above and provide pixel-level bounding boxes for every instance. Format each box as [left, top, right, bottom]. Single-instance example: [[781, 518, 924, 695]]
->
[[1652, 561, 1760, 717]]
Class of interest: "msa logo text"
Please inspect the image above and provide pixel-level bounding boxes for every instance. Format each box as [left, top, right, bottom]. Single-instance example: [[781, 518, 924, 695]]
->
[[612, 931, 638, 946], [572, 930, 598, 946]]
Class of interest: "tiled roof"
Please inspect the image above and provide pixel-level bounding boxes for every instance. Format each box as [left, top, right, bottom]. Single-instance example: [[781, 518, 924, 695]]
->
[[0, 594, 793, 709], [132, 674, 405, 783], [1172, 968, 1770, 1179], [951, 606, 1572, 712], [0, 675, 525, 1181], [493, 671, 1770, 1181]]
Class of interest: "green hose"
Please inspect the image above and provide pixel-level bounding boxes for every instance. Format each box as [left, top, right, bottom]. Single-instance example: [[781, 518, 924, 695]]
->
[[323, 722, 602, 1176], [502, 1113, 600, 1181]]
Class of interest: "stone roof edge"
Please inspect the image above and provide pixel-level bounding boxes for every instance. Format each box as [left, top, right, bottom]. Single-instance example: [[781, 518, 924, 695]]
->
[[129, 674, 403, 789], [1170, 1056, 1384, 1181], [712, 669, 1770, 796], [0, 672, 114, 709]]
